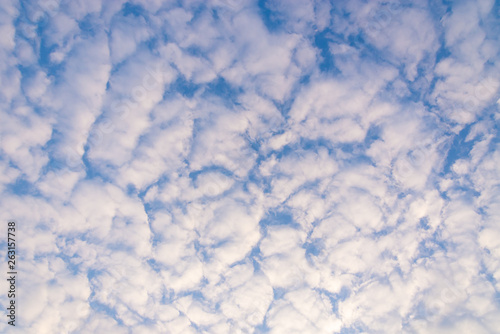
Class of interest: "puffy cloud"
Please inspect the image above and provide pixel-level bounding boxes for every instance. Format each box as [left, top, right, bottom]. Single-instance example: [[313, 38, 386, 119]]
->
[[1, 0, 499, 333]]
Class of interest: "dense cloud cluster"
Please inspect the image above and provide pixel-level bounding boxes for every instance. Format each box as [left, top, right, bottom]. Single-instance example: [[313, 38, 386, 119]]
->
[[0, 0, 499, 333]]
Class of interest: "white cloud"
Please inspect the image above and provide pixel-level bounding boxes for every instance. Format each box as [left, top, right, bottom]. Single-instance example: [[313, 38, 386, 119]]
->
[[1, 1, 500, 333], [431, 0, 500, 124]]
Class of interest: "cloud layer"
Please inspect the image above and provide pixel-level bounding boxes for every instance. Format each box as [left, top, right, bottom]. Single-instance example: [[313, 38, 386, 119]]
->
[[1, 0, 500, 333]]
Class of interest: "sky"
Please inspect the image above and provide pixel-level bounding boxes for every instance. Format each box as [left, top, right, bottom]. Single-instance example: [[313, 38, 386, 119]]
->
[[0, 0, 500, 333]]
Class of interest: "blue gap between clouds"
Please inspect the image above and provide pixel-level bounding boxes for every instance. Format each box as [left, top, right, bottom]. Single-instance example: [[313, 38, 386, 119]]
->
[[121, 2, 147, 17], [81, 150, 115, 183], [314, 29, 342, 74], [5, 178, 40, 197], [88, 286, 124, 326], [415, 228, 449, 261], [259, 210, 294, 227], [257, 0, 345, 75], [188, 165, 234, 182], [257, 0, 286, 33], [340, 323, 369, 334], [164, 76, 201, 99], [87, 300, 120, 321], [15, 2, 60, 78], [442, 122, 476, 174], [204, 77, 242, 108], [314, 287, 351, 314], [34, 18, 65, 79], [78, 14, 100, 40]]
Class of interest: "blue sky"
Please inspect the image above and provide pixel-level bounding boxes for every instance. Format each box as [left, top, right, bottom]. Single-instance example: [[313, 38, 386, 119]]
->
[[1, 0, 500, 333]]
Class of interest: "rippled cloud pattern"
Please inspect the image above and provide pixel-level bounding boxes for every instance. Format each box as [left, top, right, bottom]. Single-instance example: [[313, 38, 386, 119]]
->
[[1, 0, 500, 333]]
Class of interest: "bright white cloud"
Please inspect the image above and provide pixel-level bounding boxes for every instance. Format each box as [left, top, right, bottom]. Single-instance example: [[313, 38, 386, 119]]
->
[[0, 0, 499, 333]]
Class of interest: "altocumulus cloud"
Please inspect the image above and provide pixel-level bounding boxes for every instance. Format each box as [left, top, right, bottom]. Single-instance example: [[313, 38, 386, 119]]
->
[[0, 0, 500, 333]]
